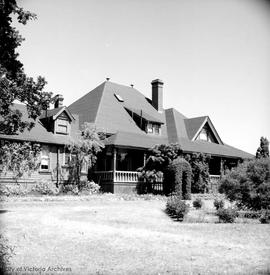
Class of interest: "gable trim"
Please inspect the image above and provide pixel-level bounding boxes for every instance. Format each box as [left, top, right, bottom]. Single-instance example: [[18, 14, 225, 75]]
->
[[192, 117, 223, 145], [52, 107, 75, 121]]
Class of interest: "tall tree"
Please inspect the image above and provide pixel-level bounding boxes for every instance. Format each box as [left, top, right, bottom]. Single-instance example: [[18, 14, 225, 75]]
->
[[0, 0, 52, 135], [256, 137, 269, 159]]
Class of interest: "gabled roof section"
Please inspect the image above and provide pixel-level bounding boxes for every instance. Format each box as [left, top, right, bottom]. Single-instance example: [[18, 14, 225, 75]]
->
[[184, 116, 223, 144], [39, 106, 74, 121], [0, 104, 79, 145], [184, 116, 207, 140]]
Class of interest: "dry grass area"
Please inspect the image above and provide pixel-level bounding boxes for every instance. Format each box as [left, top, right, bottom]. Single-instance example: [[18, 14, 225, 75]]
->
[[0, 195, 270, 274]]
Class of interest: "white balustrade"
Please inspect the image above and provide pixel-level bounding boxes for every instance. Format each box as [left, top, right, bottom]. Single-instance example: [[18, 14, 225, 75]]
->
[[94, 170, 139, 182]]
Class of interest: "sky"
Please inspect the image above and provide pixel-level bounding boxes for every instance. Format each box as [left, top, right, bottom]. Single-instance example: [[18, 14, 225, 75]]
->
[[15, 0, 270, 155]]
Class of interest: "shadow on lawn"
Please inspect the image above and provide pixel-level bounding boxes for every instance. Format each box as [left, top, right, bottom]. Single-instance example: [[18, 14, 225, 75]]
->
[[0, 210, 9, 214]]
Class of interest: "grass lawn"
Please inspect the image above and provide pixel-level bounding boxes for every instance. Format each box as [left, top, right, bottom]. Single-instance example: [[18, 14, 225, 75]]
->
[[0, 195, 270, 274]]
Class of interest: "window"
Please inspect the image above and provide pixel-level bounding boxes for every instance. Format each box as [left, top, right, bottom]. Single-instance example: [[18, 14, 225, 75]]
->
[[40, 146, 50, 170], [64, 152, 70, 165], [146, 122, 161, 135], [199, 129, 208, 141], [81, 160, 88, 173], [56, 119, 69, 134]]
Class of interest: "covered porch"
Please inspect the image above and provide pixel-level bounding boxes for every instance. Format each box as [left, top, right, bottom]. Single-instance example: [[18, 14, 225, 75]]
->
[[93, 146, 147, 193], [93, 147, 239, 194]]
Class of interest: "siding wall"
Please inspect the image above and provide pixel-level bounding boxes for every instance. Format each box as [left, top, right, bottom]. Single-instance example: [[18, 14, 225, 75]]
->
[[0, 144, 68, 185]]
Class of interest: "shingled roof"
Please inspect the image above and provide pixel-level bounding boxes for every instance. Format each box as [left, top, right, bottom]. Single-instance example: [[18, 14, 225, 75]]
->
[[0, 104, 79, 145], [0, 80, 254, 159], [68, 80, 167, 137], [68, 80, 252, 159]]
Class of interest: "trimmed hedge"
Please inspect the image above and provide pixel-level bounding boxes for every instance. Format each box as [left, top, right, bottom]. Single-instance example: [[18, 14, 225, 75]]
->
[[164, 157, 192, 199]]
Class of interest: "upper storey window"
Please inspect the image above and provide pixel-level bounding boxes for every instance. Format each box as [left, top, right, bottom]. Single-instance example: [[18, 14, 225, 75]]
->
[[55, 119, 69, 135], [196, 125, 217, 143], [146, 122, 161, 135]]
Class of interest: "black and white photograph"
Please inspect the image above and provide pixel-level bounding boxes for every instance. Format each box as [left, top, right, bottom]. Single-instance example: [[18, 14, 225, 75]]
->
[[0, 0, 270, 274]]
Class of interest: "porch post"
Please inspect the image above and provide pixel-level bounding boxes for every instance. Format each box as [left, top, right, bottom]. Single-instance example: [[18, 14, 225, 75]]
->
[[143, 153, 147, 166], [220, 158, 224, 177], [113, 147, 117, 182]]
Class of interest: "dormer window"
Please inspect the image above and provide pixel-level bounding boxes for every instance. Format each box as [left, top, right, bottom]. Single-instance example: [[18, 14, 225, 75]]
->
[[55, 119, 69, 135], [146, 122, 161, 135]]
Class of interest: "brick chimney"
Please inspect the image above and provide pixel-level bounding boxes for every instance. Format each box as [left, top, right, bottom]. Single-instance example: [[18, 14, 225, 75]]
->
[[54, 94, 64, 108], [151, 79, 163, 112]]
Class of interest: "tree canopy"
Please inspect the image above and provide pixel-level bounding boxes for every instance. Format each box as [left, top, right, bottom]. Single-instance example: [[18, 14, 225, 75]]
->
[[256, 137, 269, 159], [0, 0, 52, 135], [66, 123, 105, 185]]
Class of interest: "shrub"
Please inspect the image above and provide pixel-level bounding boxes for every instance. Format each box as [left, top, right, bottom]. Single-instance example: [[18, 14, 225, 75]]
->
[[219, 158, 270, 211], [32, 180, 59, 195], [213, 199, 224, 210], [0, 183, 30, 196], [216, 207, 238, 223], [78, 180, 100, 195], [193, 198, 203, 209], [259, 209, 270, 224], [185, 153, 210, 193], [166, 195, 190, 221], [238, 210, 261, 219], [164, 157, 192, 199], [62, 184, 79, 195]]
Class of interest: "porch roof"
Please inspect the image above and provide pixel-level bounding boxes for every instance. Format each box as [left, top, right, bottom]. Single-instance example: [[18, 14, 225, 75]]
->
[[178, 138, 253, 159], [104, 131, 168, 149]]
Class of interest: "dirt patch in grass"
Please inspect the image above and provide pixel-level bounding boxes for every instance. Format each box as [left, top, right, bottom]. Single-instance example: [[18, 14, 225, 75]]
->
[[0, 197, 269, 274]]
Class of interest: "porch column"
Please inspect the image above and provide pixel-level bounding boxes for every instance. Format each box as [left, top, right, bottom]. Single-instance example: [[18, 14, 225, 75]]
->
[[143, 153, 147, 167], [220, 158, 224, 177], [113, 148, 117, 182]]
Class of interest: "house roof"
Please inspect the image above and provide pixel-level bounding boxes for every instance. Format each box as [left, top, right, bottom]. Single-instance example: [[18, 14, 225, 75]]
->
[[68, 81, 166, 135], [0, 81, 254, 159], [39, 106, 75, 121], [0, 104, 79, 145], [124, 106, 164, 124], [184, 116, 207, 140], [105, 131, 168, 149], [164, 108, 252, 159]]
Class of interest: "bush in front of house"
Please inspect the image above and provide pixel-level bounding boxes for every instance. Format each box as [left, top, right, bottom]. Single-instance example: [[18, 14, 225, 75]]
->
[[32, 180, 59, 195], [164, 157, 192, 199], [216, 207, 238, 223], [193, 198, 203, 209], [219, 158, 270, 211], [259, 209, 270, 224], [166, 195, 190, 221], [213, 199, 224, 210], [78, 180, 100, 195], [0, 183, 30, 196], [184, 153, 211, 193], [62, 184, 79, 195]]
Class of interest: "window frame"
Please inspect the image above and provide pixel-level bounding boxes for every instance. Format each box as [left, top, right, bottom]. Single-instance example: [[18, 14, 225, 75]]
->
[[40, 145, 50, 171]]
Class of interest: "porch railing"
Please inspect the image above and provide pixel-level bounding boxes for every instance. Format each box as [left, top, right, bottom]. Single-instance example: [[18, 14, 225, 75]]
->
[[94, 171, 139, 183]]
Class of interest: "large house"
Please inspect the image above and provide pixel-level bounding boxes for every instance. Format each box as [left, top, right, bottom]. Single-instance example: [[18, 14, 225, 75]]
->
[[0, 79, 253, 193]]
